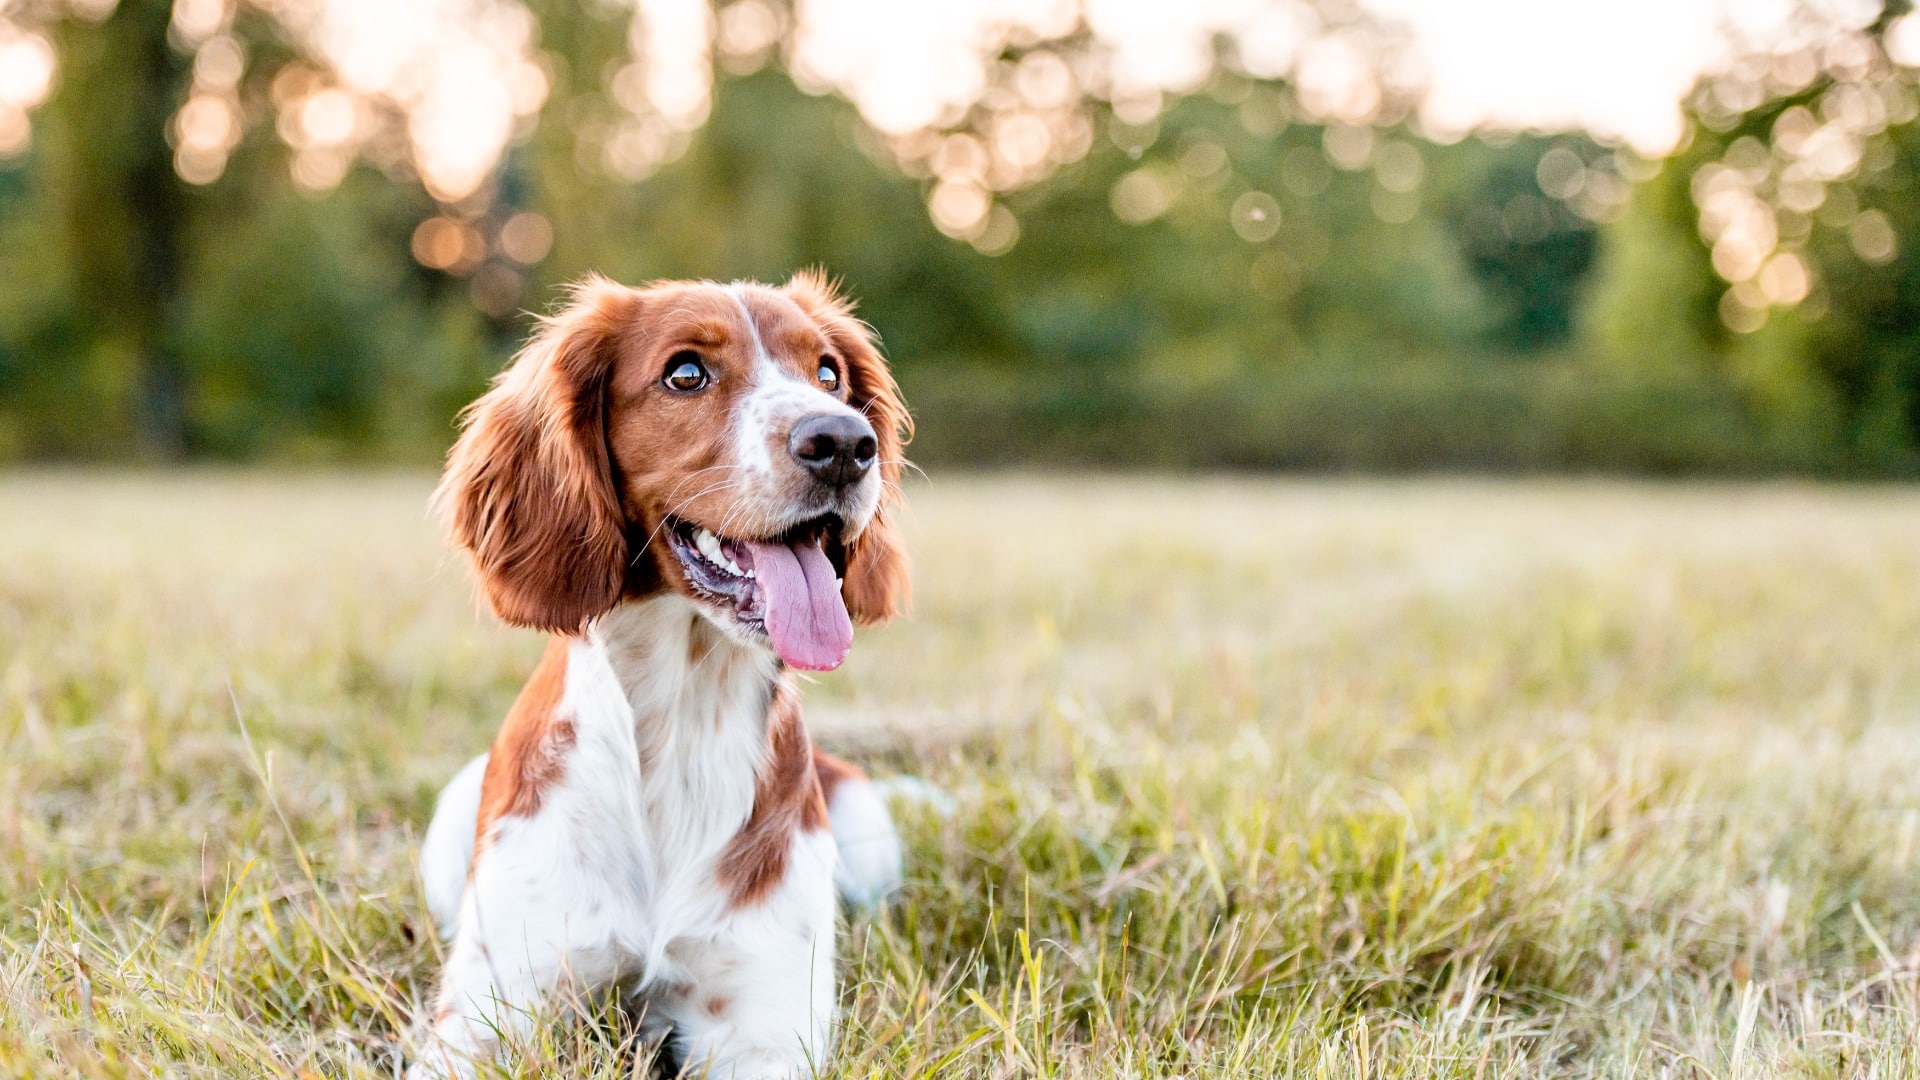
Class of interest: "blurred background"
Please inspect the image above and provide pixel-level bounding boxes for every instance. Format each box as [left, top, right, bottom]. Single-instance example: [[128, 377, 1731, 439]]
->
[[1, 0, 1917, 472]]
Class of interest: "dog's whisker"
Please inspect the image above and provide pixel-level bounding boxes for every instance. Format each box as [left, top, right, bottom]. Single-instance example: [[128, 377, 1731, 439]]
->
[[659, 465, 749, 505], [636, 480, 744, 556], [711, 495, 767, 545], [875, 458, 929, 484]]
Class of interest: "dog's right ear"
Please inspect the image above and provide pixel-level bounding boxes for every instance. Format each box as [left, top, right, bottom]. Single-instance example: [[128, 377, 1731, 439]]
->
[[434, 277, 637, 634]]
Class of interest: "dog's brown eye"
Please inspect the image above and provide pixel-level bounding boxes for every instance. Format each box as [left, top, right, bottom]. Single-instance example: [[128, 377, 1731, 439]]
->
[[664, 352, 709, 392], [817, 360, 840, 392]]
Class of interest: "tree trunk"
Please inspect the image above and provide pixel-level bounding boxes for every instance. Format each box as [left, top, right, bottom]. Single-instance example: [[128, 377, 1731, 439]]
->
[[122, 0, 189, 459], [53, 0, 191, 458]]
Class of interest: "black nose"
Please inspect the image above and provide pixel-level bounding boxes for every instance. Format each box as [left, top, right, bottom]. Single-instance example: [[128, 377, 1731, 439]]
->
[[788, 412, 878, 488]]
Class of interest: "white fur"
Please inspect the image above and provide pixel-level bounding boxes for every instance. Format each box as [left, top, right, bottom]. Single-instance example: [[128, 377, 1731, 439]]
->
[[419, 753, 487, 936], [725, 285, 881, 541], [825, 777, 904, 908], [411, 596, 858, 1079]]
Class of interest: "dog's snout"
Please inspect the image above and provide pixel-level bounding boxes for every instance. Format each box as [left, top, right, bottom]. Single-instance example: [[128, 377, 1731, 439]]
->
[[788, 412, 877, 488]]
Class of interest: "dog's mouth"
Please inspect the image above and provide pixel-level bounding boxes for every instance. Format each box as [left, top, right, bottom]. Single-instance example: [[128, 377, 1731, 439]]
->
[[663, 514, 852, 671]]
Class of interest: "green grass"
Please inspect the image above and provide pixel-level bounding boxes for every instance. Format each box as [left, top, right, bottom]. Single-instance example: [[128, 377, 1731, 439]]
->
[[7, 473, 1920, 1077]]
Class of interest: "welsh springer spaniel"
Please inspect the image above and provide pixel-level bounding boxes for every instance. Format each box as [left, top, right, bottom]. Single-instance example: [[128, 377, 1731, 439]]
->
[[411, 273, 911, 1078]]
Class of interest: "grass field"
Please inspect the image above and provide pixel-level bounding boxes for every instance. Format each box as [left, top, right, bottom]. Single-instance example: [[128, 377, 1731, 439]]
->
[[6, 473, 1920, 1077]]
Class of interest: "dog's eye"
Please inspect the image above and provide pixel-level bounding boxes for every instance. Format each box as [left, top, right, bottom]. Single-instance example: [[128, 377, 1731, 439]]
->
[[817, 360, 840, 392], [664, 352, 709, 392]]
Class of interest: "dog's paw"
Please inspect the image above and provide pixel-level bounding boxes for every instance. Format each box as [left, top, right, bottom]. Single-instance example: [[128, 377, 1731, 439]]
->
[[827, 774, 903, 907], [828, 775, 957, 907]]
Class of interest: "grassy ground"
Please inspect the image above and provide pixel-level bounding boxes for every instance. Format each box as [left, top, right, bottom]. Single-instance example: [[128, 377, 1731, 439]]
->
[[5, 473, 1920, 1077]]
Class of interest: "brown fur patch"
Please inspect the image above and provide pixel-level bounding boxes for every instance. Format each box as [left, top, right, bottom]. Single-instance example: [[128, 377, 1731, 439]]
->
[[716, 683, 830, 907], [602, 285, 762, 540], [810, 748, 868, 808], [436, 278, 636, 634], [475, 637, 575, 845]]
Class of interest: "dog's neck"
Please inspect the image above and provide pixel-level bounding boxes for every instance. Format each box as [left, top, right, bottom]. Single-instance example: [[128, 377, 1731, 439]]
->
[[585, 594, 785, 777]]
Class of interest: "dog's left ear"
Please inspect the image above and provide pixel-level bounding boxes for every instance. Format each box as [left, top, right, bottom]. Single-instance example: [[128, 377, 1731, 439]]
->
[[783, 270, 912, 623]]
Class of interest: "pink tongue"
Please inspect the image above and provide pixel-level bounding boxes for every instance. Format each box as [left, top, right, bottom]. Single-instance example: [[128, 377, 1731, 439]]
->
[[745, 538, 853, 671]]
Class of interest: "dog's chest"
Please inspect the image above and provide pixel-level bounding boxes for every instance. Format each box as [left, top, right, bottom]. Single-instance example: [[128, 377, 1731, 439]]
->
[[558, 605, 781, 952]]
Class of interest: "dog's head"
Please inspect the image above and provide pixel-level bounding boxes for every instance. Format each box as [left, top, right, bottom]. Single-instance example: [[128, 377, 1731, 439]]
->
[[436, 272, 910, 671]]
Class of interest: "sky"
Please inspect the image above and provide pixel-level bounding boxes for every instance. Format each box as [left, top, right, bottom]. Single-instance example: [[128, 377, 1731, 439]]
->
[[2, 0, 1882, 200], [1368, 0, 1733, 152], [791, 0, 1863, 155], [1375, 0, 1892, 151]]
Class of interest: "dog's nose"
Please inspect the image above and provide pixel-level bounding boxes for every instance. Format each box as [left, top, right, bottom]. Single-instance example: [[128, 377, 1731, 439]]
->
[[788, 413, 878, 488]]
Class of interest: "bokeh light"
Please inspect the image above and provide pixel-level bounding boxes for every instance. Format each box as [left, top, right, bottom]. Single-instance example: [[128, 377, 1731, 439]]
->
[[1683, 4, 1920, 322], [0, 22, 56, 158], [780, 0, 1416, 245], [498, 211, 553, 265], [0, 27, 55, 110], [247, 0, 548, 198], [0, 0, 1915, 272], [1850, 208, 1898, 264], [1372, 138, 1423, 192], [928, 179, 993, 238], [971, 204, 1021, 256], [411, 216, 485, 274], [1230, 190, 1281, 241], [1321, 123, 1373, 170], [1111, 168, 1174, 224]]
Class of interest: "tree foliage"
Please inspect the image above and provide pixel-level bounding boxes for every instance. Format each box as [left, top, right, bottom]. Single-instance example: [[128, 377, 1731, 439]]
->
[[1, 0, 1918, 472]]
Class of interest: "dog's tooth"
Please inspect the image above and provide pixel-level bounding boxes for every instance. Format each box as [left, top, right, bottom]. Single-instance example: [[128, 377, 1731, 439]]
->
[[695, 528, 722, 561]]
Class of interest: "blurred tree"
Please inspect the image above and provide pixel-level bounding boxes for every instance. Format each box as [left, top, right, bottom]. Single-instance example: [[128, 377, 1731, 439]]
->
[[1582, 0, 1920, 469], [1, 0, 1918, 473], [1580, 159, 1721, 374], [1441, 138, 1600, 352], [34, 0, 191, 456]]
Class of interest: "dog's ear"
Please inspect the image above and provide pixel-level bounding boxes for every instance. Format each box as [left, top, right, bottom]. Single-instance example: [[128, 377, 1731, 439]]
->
[[841, 503, 910, 624], [435, 277, 636, 634], [783, 270, 912, 623]]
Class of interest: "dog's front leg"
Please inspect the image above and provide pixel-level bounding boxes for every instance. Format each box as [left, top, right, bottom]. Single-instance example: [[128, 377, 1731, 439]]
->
[[659, 833, 839, 1079], [410, 823, 628, 1079]]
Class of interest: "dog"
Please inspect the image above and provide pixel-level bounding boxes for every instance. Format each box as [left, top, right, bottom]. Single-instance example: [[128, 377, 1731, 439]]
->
[[410, 272, 911, 1078]]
